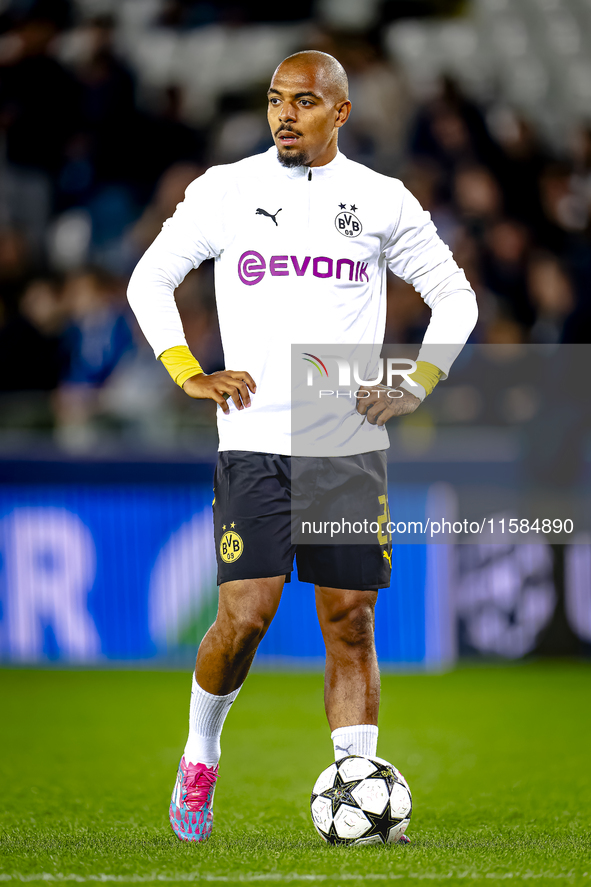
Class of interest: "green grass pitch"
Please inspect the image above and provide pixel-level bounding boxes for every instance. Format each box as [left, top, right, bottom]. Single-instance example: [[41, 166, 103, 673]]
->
[[1, 662, 590, 885]]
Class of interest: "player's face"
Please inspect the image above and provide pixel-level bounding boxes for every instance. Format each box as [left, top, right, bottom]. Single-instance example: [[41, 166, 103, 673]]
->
[[267, 62, 350, 168]]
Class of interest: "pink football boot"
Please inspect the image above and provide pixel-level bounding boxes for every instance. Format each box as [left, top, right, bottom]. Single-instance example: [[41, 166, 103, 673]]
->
[[169, 757, 218, 842]]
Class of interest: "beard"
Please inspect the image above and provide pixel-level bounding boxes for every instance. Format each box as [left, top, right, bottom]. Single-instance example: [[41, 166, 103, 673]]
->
[[276, 146, 310, 168]]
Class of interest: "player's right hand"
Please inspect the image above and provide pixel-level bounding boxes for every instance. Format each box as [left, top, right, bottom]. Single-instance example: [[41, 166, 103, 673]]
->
[[356, 384, 420, 425], [182, 370, 256, 414]]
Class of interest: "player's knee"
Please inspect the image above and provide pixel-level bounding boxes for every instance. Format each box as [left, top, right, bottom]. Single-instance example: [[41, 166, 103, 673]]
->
[[216, 578, 281, 653], [323, 602, 376, 650], [224, 606, 274, 652]]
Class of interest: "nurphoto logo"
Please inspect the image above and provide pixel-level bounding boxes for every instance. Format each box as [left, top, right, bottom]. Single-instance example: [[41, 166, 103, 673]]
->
[[302, 354, 418, 398]]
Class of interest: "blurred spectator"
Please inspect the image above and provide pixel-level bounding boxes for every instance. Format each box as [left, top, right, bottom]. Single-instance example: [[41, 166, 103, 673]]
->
[[52, 267, 135, 447], [536, 162, 589, 252], [57, 15, 137, 206], [483, 317, 526, 345], [527, 252, 575, 344], [402, 159, 458, 247], [409, 77, 502, 185], [210, 90, 270, 165], [481, 220, 533, 328], [453, 164, 503, 235], [313, 29, 411, 175], [487, 110, 548, 229], [0, 10, 81, 260], [571, 124, 591, 209], [0, 227, 29, 308], [99, 333, 176, 441], [0, 277, 65, 392], [59, 267, 134, 386], [125, 161, 204, 264], [138, 85, 207, 184]]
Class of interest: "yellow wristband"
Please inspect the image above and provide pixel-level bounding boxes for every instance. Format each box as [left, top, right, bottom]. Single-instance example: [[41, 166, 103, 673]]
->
[[159, 346, 204, 388], [409, 360, 443, 396]]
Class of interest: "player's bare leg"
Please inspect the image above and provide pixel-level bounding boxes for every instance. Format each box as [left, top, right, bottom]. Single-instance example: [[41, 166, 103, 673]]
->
[[315, 587, 380, 730], [196, 576, 285, 693], [170, 576, 284, 842]]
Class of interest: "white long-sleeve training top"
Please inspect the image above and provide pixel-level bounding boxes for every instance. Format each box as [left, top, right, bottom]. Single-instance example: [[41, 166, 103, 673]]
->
[[127, 147, 478, 456]]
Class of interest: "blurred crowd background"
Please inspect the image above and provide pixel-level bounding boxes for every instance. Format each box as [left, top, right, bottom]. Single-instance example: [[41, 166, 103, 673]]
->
[[2, 0, 591, 455]]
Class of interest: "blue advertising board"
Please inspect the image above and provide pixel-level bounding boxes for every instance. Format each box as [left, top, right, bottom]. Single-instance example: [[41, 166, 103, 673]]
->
[[0, 471, 451, 667]]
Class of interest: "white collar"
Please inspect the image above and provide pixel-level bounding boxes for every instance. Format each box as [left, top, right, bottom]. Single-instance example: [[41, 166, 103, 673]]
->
[[265, 146, 347, 179]]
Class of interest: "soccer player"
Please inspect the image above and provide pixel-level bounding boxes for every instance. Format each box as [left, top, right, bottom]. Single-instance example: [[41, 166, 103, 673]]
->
[[127, 50, 477, 843]]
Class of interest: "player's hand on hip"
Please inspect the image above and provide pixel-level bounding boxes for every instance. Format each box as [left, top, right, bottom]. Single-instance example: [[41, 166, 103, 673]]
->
[[183, 370, 256, 414], [356, 385, 420, 426]]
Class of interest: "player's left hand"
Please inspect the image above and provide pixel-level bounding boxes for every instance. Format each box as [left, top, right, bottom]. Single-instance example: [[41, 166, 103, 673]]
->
[[356, 385, 421, 426]]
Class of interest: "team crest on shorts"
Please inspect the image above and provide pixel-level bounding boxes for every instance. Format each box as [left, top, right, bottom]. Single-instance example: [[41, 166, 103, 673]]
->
[[220, 528, 244, 563]]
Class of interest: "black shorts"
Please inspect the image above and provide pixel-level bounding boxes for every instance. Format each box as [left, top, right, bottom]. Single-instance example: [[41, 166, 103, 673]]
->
[[213, 450, 392, 590]]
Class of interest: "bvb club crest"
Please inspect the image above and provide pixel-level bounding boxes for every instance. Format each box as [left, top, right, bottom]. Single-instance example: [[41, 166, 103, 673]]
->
[[220, 529, 244, 563], [335, 205, 362, 238]]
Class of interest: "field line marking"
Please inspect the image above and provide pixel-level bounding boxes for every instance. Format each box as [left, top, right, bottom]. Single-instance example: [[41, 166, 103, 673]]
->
[[0, 873, 587, 883]]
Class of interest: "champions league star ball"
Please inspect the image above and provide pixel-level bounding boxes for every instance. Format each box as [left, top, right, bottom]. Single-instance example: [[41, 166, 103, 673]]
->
[[310, 755, 412, 845]]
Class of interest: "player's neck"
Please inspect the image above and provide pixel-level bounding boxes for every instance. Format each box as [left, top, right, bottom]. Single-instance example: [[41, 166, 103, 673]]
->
[[309, 139, 339, 168]]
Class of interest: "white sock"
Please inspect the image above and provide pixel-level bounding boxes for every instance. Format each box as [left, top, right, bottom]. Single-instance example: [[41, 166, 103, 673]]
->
[[183, 674, 241, 767], [331, 724, 379, 760]]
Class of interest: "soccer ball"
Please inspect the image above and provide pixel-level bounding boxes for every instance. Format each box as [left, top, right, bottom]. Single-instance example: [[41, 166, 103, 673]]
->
[[310, 755, 412, 845]]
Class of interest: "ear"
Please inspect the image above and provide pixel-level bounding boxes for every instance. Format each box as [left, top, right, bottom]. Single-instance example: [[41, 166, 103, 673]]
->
[[335, 100, 352, 128]]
